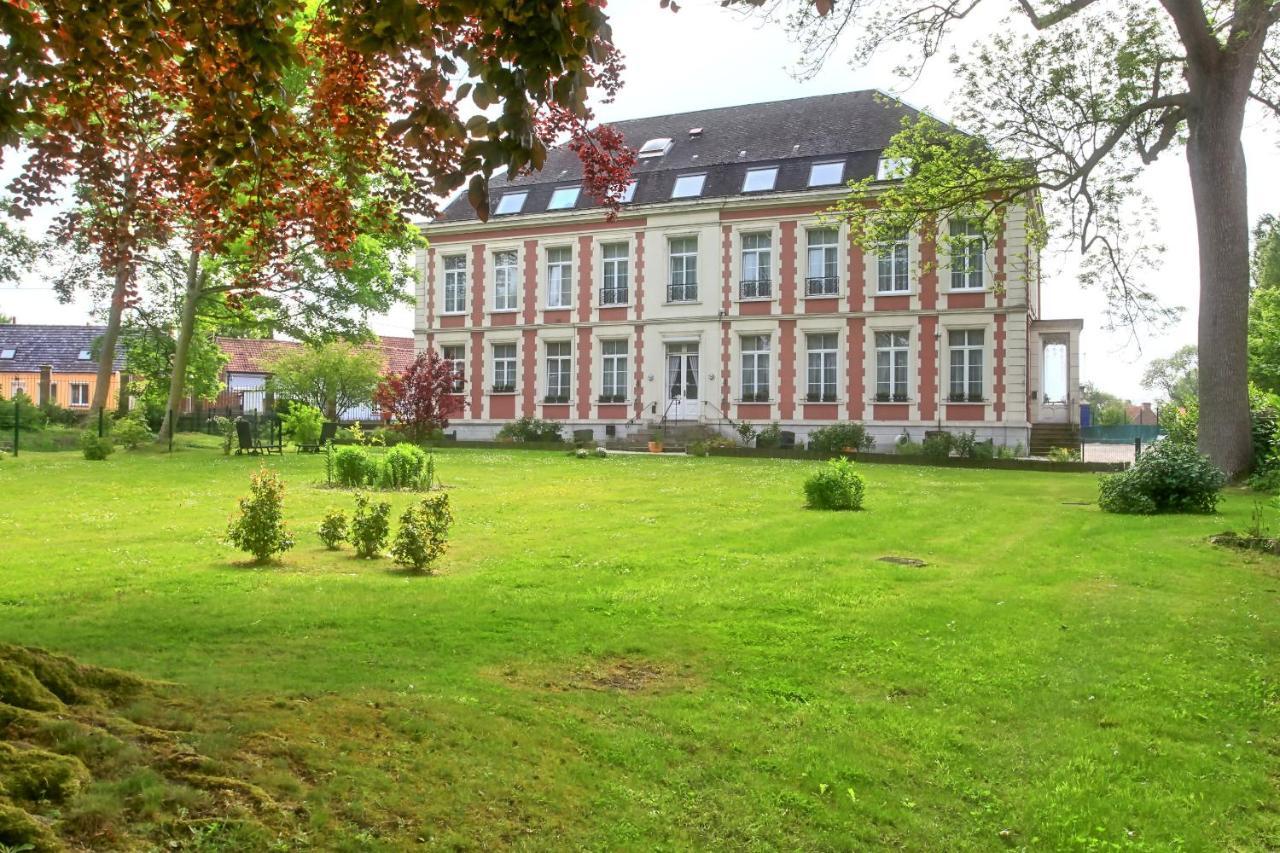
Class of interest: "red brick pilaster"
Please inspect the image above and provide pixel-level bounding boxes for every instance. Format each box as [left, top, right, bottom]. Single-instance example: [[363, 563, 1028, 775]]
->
[[918, 315, 938, 423], [918, 220, 938, 311], [469, 330, 484, 419], [633, 232, 646, 321], [779, 221, 797, 314], [577, 236, 593, 323], [470, 244, 486, 326], [994, 313, 1006, 421], [721, 225, 733, 314], [633, 324, 646, 419], [425, 248, 436, 330], [779, 319, 796, 419], [521, 329, 537, 417], [576, 326, 592, 420], [522, 240, 538, 325], [846, 317, 865, 422], [847, 236, 864, 313]]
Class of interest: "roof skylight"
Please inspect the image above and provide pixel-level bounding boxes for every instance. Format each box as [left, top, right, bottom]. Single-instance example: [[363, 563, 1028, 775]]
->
[[637, 137, 673, 159], [77, 349, 92, 360], [615, 180, 638, 204], [742, 167, 778, 193], [671, 173, 706, 199], [547, 186, 581, 210], [0, 349, 14, 359], [808, 161, 846, 187], [876, 157, 912, 181], [493, 191, 528, 215]]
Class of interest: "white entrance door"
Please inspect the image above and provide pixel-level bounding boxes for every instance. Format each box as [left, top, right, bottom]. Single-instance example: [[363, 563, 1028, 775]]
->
[[665, 343, 700, 421], [1038, 340, 1069, 423]]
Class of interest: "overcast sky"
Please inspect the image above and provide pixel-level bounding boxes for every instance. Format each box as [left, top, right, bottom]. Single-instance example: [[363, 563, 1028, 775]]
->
[[4, 0, 1277, 401]]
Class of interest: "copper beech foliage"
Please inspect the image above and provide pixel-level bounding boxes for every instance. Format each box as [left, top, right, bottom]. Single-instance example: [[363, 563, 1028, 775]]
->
[[374, 350, 464, 442], [1, 0, 638, 287]]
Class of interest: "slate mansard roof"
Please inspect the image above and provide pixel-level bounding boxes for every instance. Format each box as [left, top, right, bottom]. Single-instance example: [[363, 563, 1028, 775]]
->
[[436, 89, 924, 223], [0, 325, 124, 373]]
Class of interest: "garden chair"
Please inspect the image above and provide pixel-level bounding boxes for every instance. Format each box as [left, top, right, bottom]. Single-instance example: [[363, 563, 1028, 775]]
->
[[572, 428, 596, 448], [235, 419, 283, 455], [297, 421, 338, 454], [779, 430, 796, 450]]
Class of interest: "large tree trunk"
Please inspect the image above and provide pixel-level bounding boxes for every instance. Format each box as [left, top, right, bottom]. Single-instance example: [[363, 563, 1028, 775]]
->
[[1186, 70, 1254, 478], [91, 258, 131, 416], [156, 249, 202, 441]]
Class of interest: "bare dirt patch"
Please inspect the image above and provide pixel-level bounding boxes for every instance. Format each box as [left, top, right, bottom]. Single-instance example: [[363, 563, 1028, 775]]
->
[[493, 657, 692, 695]]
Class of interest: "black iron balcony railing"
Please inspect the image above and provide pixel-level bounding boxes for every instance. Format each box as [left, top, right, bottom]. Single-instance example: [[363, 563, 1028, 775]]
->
[[740, 391, 771, 403], [667, 282, 697, 302], [597, 393, 626, 403], [806, 391, 838, 403], [599, 286, 629, 306], [949, 392, 985, 403], [739, 278, 772, 299], [543, 394, 569, 404], [805, 276, 839, 296], [491, 383, 515, 393], [875, 391, 909, 402]]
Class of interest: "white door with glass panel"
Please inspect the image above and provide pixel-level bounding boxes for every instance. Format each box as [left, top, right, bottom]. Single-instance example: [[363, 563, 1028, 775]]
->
[[665, 343, 700, 420]]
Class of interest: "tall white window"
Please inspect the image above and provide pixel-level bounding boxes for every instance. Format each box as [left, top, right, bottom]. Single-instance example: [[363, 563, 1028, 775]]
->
[[741, 335, 771, 402], [443, 254, 467, 314], [601, 243, 629, 305], [70, 382, 90, 407], [950, 218, 985, 290], [493, 250, 518, 310], [544, 341, 572, 402], [442, 344, 465, 394], [740, 232, 772, 299], [875, 331, 909, 401], [877, 229, 910, 293], [949, 329, 985, 401], [546, 246, 573, 308], [600, 339, 628, 402], [668, 236, 698, 302], [806, 228, 839, 296], [806, 333, 838, 402], [492, 343, 516, 392]]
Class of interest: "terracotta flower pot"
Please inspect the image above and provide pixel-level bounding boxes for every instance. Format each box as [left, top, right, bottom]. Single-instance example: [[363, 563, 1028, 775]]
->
[[648, 441, 664, 453]]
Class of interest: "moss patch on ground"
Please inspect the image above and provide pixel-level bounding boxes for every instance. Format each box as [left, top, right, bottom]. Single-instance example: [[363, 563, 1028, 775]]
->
[[0, 644, 299, 850]]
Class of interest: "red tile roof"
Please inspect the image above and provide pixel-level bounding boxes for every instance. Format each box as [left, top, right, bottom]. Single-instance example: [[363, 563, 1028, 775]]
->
[[216, 336, 416, 376]]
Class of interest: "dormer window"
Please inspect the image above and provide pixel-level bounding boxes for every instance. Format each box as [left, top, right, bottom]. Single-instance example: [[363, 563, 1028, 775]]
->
[[876, 157, 912, 181], [0, 349, 14, 360], [637, 138, 673, 159], [617, 180, 637, 203], [808, 161, 845, 187], [77, 349, 92, 360], [742, 167, 778, 193], [671, 173, 706, 199], [547, 186, 580, 210], [494, 191, 528, 215]]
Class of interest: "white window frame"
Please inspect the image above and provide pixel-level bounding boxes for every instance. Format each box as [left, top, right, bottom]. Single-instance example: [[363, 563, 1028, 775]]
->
[[739, 232, 772, 300], [600, 243, 629, 305], [442, 254, 467, 314], [740, 334, 771, 403], [544, 340, 572, 403], [600, 339, 628, 402], [671, 173, 706, 199], [668, 236, 698, 302], [876, 229, 910, 293], [441, 344, 466, 394], [70, 381, 90, 407], [806, 333, 839, 403], [808, 161, 845, 187], [546, 246, 573, 308], [949, 218, 986, 290], [494, 191, 528, 215], [875, 331, 910, 402], [491, 343, 517, 392], [492, 249, 519, 311], [547, 186, 581, 211], [949, 329, 985, 401], [805, 228, 840, 296], [742, 166, 778, 192]]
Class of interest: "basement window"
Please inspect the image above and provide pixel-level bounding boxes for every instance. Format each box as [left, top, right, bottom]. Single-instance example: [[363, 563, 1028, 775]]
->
[[494, 191, 528, 215]]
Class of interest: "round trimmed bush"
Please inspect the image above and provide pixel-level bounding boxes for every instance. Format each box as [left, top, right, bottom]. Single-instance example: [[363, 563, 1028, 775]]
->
[[807, 422, 875, 455], [1098, 439, 1226, 514], [803, 458, 866, 511]]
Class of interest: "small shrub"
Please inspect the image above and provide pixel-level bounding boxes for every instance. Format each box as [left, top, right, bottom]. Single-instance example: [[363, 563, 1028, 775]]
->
[[996, 442, 1024, 460], [755, 422, 783, 449], [79, 431, 115, 461], [317, 508, 348, 550], [803, 457, 866, 511], [496, 416, 564, 443], [1249, 462, 1280, 493], [970, 440, 995, 461], [226, 468, 295, 562], [1098, 440, 1226, 515], [350, 493, 391, 558], [112, 412, 153, 450], [0, 390, 48, 430], [808, 423, 875, 455], [897, 440, 923, 456], [281, 404, 324, 448], [1047, 446, 1081, 462], [391, 493, 454, 572], [735, 422, 758, 446], [332, 445, 374, 487], [575, 447, 590, 459], [346, 421, 384, 447], [382, 443, 432, 489], [952, 430, 976, 459], [922, 432, 954, 461], [688, 435, 736, 457]]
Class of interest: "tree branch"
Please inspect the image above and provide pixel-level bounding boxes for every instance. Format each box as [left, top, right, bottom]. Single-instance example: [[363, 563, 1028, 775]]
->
[[1014, 0, 1102, 29]]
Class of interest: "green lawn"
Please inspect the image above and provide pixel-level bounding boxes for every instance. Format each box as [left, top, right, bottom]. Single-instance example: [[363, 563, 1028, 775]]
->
[[1, 441, 1277, 850]]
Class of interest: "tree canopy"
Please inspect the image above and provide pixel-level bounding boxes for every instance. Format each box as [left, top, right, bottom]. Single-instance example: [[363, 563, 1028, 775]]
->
[[265, 341, 385, 419]]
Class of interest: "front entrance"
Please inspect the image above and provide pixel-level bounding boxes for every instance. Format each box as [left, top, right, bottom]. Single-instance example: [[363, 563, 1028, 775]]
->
[[1038, 337, 1070, 424], [665, 343, 700, 421]]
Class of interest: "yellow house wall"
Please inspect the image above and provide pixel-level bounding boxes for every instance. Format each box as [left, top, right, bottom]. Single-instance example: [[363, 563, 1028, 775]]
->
[[0, 371, 122, 409]]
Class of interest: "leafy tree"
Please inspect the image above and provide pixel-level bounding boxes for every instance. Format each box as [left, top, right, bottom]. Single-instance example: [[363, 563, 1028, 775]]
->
[[265, 341, 384, 420], [373, 350, 463, 442], [1249, 214, 1280, 394], [1082, 382, 1131, 425], [738, 0, 1280, 475], [1142, 345, 1199, 407]]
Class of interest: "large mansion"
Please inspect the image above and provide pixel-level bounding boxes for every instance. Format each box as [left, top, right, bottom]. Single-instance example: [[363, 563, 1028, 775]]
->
[[414, 91, 1082, 448]]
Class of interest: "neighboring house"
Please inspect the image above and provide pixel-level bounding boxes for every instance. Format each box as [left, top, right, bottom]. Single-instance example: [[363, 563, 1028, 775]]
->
[[1126, 402, 1158, 425], [414, 90, 1084, 449], [202, 336, 414, 421], [0, 324, 124, 410]]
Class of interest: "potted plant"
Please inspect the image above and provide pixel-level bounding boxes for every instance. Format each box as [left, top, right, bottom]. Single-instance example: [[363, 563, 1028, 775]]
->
[[648, 428, 665, 454]]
